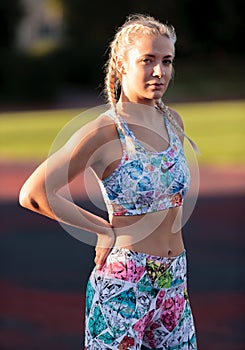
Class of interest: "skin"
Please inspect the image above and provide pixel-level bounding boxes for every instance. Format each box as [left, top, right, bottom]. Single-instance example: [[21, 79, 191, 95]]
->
[[19, 34, 186, 270], [119, 35, 174, 105]]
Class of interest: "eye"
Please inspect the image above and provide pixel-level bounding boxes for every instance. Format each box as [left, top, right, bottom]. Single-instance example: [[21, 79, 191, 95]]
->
[[162, 59, 173, 66], [163, 59, 173, 65], [141, 58, 152, 64]]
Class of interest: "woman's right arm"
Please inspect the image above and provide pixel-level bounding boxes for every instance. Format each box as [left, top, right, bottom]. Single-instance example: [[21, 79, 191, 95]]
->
[[19, 116, 115, 249]]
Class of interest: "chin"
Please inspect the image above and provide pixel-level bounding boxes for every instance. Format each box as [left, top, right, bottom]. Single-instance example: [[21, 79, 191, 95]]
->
[[151, 92, 165, 100]]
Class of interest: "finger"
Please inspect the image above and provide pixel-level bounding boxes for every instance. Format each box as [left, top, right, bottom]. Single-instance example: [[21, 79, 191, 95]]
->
[[94, 248, 111, 269], [94, 256, 105, 269]]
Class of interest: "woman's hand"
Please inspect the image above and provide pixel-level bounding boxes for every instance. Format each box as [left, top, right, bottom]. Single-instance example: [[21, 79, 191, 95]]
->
[[94, 228, 115, 270]]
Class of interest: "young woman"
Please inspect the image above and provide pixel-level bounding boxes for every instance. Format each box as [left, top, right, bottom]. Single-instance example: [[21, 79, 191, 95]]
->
[[19, 14, 198, 349]]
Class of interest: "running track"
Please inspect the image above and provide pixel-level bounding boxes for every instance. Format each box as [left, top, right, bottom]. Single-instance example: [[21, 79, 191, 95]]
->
[[0, 162, 244, 349]]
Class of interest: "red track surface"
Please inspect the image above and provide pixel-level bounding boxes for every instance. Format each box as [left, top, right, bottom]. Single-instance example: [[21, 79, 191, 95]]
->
[[0, 280, 244, 350], [1, 161, 245, 201]]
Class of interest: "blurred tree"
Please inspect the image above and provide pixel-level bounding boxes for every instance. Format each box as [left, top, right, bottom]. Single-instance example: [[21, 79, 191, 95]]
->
[[0, 0, 24, 48], [0, 0, 244, 105], [53, 0, 244, 95], [58, 0, 244, 57]]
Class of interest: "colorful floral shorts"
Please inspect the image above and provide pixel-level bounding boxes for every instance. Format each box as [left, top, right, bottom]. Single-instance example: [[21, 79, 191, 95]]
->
[[85, 247, 197, 349]]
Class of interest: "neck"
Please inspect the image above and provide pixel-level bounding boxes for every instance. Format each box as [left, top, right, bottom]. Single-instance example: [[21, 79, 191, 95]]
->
[[116, 100, 162, 125]]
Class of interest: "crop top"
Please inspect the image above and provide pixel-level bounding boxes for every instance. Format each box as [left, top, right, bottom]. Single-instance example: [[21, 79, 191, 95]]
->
[[98, 109, 190, 219]]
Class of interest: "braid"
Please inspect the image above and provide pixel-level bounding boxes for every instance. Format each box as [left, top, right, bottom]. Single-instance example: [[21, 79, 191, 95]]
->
[[104, 52, 135, 152], [104, 13, 176, 110], [103, 14, 198, 154], [155, 99, 199, 153], [105, 60, 118, 113], [155, 99, 185, 137]]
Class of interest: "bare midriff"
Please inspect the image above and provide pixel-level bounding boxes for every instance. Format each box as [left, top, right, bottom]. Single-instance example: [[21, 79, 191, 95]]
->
[[111, 206, 185, 258]]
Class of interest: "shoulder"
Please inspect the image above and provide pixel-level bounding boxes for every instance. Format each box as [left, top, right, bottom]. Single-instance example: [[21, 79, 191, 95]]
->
[[71, 110, 117, 143], [60, 111, 117, 161], [75, 111, 120, 154], [93, 111, 119, 142]]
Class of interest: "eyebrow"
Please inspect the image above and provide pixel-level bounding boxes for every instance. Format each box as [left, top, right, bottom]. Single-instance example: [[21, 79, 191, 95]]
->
[[163, 54, 174, 58], [142, 54, 174, 58]]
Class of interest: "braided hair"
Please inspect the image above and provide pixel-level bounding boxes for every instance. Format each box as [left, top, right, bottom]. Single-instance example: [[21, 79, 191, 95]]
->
[[104, 14, 199, 153]]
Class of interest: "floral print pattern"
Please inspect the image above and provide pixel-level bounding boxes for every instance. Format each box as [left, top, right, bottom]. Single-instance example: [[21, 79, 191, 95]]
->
[[85, 248, 197, 349], [99, 111, 190, 219]]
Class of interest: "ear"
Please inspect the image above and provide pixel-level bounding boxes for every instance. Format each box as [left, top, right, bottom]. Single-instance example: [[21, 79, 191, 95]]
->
[[116, 55, 126, 75]]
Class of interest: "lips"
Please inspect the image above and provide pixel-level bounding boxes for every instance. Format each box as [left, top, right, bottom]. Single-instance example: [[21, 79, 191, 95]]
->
[[150, 82, 164, 85], [149, 83, 165, 90]]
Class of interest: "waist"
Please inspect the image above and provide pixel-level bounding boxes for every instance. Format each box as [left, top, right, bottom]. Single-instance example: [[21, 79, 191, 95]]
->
[[111, 206, 182, 230], [112, 207, 184, 257]]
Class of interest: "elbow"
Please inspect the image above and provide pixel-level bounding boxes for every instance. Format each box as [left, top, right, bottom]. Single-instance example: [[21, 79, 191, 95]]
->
[[19, 187, 40, 210], [19, 186, 28, 208]]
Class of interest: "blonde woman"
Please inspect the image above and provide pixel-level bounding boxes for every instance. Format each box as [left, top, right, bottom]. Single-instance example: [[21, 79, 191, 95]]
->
[[19, 14, 198, 349]]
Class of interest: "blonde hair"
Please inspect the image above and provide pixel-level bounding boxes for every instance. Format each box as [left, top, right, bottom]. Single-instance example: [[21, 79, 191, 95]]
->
[[104, 14, 199, 153], [104, 14, 176, 109]]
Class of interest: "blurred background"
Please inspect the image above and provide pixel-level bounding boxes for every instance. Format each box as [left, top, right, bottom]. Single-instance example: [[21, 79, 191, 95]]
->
[[0, 0, 244, 107], [0, 0, 244, 349]]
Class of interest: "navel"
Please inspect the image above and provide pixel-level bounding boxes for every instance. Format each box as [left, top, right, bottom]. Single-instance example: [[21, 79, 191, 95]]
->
[[168, 249, 172, 257]]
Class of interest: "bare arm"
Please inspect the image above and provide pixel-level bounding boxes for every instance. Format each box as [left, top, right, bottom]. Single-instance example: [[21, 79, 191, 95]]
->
[[19, 116, 116, 264]]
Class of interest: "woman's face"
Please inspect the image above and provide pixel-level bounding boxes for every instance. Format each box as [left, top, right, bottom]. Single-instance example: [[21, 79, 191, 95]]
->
[[120, 35, 174, 105]]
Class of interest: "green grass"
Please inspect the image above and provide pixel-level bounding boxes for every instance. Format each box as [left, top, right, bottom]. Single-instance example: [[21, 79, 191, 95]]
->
[[0, 101, 244, 165], [0, 107, 101, 161], [175, 100, 245, 164]]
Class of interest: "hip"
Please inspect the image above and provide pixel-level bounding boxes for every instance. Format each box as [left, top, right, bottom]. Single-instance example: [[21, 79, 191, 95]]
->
[[94, 246, 187, 289]]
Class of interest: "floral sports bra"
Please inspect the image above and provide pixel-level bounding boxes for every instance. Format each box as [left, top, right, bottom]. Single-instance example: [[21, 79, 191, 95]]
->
[[99, 109, 190, 219]]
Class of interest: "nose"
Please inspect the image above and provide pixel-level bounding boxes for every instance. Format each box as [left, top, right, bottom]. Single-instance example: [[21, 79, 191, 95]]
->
[[153, 63, 165, 78]]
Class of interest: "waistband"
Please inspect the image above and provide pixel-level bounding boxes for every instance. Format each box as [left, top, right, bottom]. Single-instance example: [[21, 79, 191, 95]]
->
[[99, 247, 187, 288], [110, 246, 186, 263]]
